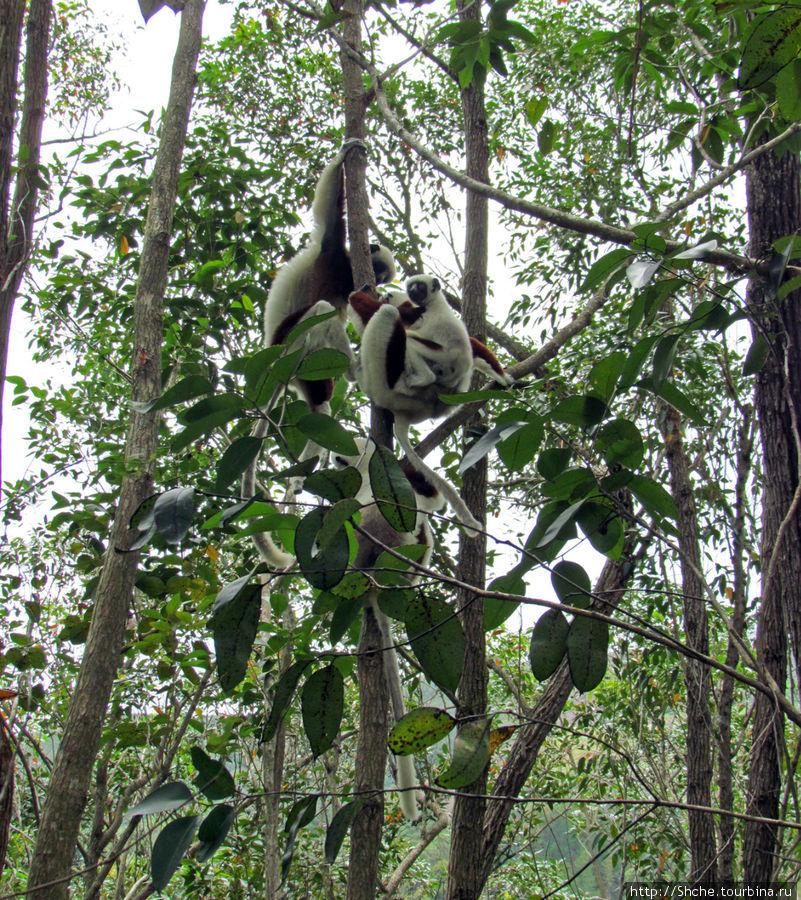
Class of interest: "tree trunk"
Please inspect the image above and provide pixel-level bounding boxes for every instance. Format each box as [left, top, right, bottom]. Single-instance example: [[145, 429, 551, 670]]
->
[[717, 409, 752, 880], [661, 404, 717, 883], [25, 3, 205, 894], [0, 716, 13, 873], [446, 9, 490, 898], [742, 142, 801, 881], [0, 0, 50, 484]]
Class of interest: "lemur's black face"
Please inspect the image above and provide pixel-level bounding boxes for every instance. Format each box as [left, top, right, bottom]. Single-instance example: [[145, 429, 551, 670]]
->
[[407, 277, 439, 307]]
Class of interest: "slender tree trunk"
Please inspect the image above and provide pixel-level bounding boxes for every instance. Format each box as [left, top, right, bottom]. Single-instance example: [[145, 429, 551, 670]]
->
[[717, 408, 753, 880], [0, 717, 13, 873], [0, 0, 50, 484], [446, 11, 489, 898], [340, 4, 392, 895], [660, 404, 717, 883], [742, 143, 801, 881], [25, 4, 205, 894]]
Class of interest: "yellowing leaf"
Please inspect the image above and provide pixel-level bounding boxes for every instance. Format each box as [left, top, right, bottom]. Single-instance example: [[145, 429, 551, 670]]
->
[[120, 235, 129, 255]]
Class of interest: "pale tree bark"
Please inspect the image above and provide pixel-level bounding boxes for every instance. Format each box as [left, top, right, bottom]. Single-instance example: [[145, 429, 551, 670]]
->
[[25, 3, 205, 895], [660, 404, 717, 883], [340, 3, 391, 896], [446, 15, 490, 895], [0, 0, 51, 485], [742, 143, 801, 881]]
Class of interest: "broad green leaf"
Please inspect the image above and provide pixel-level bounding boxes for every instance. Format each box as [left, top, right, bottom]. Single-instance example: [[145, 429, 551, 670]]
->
[[587, 352, 626, 402], [537, 119, 556, 154], [303, 465, 362, 503], [191, 747, 235, 801], [496, 422, 544, 471], [686, 300, 732, 332], [324, 800, 364, 864], [281, 795, 318, 885], [550, 394, 607, 427], [529, 609, 569, 681], [297, 348, 351, 380], [209, 580, 261, 693], [531, 499, 585, 551], [567, 615, 609, 692], [261, 659, 313, 744], [551, 560, 592, 609], [153, 487, 195, 544], [743, 334, 770, 376], [329, 593, 366, 645], [672, 239, 718, 261], [436, 719, 491, 789], [135, 374, 213, 413], [460, 420, 527, 474], [388, 707, 457, 755], [739, 7, 801, 90], [579, 248, 631, 294], [295, 506, 350, 590], [484, 572, 526, 630], [125, 781, 192, 818], [651, 380, 707, 427], [214, 436, 263, 492], [369, 444, 417, 533], [405, 594, 464, 694], [296, 414, 358, 455], [537, 447, 571, 481], [619, 335, 658, 389], [576, 502, 624, 558], [628, 474, 678, 521], [301, 666, 345, 757], [525, 96, 548, 128], [541, 467, 596, 502], [316, 499, 360, 551], [196, 804, 236, 863], [652, 334, 680, 390], [626, 258, 662, 290], [594, 418, 644, 468], [151, 816, 200, 890]]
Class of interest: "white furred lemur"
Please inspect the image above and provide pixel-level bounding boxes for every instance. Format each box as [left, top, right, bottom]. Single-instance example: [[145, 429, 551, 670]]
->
[[349, 275, 513, 536], [244, 142, 397, 568], [333, 439, 444, 820]]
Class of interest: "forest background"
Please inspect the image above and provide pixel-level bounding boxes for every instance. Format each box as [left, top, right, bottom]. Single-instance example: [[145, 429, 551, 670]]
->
[[2, 0, 801, 897]]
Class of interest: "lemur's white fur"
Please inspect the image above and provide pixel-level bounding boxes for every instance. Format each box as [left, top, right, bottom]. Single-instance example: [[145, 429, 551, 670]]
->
[[334, 439, 443, 820], [356, 275, 483, 535]]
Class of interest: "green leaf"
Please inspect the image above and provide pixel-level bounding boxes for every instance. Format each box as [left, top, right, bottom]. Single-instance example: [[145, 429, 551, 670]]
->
[[369, 444, 417, 533], [388, 707, 457, 755], [295, 507, 350, 590], [628, 474, 677, 521], [303, 465, 362, 503], [619, 335, 658, 389], [153, 487, 195, 544], [537, 119, 556, 154], [525, 96, 548, 128], [191, 747, 235, 801], [529, 608, 569, 681], [125, 781, 193, 818], [324, 800, 364, 864], [484, 572, 526, 630], [297, 348, 352, 380], [576, 502, 624, 558], [296, 414, 359, 455], [460, 420, 527, 473], [301, 666, 345, 757], [537, 447, 571, 481], [567, 615, 609, 692], [215, 436, 263, 492], [196, 804, 236, 863], [497, 422, 544, 471], [281, 795, 318, 885], [743, 334, 770, 376], [739, 7, 801, 90], [405, 594, 464, 694], [587, 351, 626, 402], [171, 395, 247, 452], [649, 379, 707, 426], [594, 418, 644, 468], [551, 561, 592, 609], [531, 499, 585, 551], [436, 719, 491, 789], [151, 816, 200, 890], [550, 394, 607, 427], [579, 248, 631, 294], [209, 578, 261, 693], [652, 334, 680, 390], [262, 659, 313, 744], [134, 374, 213, 413]]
